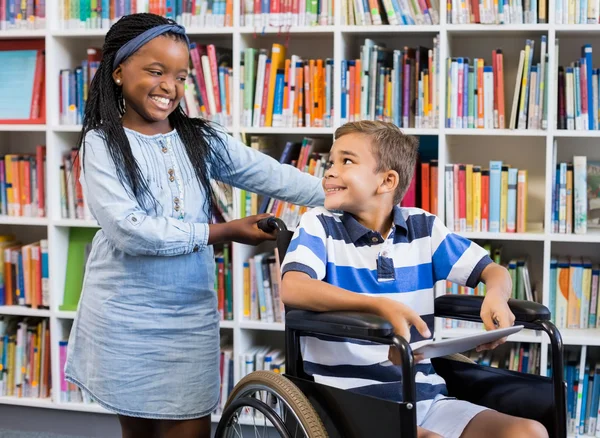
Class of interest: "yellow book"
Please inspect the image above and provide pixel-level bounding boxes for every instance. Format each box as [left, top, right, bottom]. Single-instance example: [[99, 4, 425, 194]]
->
[[581, 259, 592, 329], [517, 42, 531, 129], [265, 43, 286, 127], [500, 165, 509, 232], [4, 155, 14, 216], [473, 166, 481, 232], [517, 170, 528, 233], [466, 164, 473, 232], [567, 258, 581, 329], [8, 336, 15, 396]]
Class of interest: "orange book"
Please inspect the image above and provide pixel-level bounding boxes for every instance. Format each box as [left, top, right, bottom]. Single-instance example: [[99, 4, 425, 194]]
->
[[517, 170, 528, 233], [313, 60, 323, 127], [421, 162, 430, 212], [265, 44, 286, 127], [21, 245, 31, 307], [296, 64, 304, 127], [430, 160, 438, 215], [225, 0, 234, 26], [4, 247, 12, 306], [11, 156, 21, 217], [354, 60, 362, 121], [477, 59, 484, 128], [21, 158, 31, 217]]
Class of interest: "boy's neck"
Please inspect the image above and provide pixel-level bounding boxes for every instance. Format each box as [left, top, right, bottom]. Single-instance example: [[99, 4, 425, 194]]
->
[[350, 203, 395, 237]]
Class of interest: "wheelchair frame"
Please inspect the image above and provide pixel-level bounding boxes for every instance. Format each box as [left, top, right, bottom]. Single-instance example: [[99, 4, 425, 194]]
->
[[224, 217, 567, 438]]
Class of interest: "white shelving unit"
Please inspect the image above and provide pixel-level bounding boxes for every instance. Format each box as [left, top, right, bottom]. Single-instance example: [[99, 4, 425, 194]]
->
[[0, 0, 599, 430]]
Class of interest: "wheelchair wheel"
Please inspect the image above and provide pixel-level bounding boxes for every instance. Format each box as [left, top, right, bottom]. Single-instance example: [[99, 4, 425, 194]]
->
[[214, 370, 327, 438]]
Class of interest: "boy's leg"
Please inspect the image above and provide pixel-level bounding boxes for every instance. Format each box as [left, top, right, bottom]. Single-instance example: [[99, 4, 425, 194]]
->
[[460, 410, 549, 438]]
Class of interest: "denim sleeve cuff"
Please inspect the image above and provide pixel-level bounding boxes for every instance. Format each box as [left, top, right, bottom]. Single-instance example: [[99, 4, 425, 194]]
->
[[465, 255, 494, 289], [190, 222, 210, 253]]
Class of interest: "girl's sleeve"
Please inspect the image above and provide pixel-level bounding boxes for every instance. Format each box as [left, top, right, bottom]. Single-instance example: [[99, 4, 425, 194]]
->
[[430, 215, 493, 288], [80, 131, 208, 257], [212, 132, 325, 208]]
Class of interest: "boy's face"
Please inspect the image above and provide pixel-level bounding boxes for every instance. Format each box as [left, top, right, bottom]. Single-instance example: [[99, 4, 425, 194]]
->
[[114, 36, 188, 129], [323, 133, 385, 214]]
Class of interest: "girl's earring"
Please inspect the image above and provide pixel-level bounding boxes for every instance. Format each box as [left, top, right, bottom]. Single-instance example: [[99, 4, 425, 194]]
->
[[116, 79, 121, 85]]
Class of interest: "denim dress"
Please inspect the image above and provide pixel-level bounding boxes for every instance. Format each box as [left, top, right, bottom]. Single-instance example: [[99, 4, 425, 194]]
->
[[65, 126, 325, 419]]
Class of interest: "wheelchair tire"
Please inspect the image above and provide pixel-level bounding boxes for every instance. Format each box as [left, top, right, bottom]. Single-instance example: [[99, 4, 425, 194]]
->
[[223, 370, 327, 438]]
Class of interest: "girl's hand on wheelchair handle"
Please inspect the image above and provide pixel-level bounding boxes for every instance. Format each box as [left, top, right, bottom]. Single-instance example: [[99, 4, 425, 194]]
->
[[230, 214, 278, 245], [477, 289, 516, 352]]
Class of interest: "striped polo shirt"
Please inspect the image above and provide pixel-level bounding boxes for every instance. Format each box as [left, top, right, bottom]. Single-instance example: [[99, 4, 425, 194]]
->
[[281, 206, 492, 422]]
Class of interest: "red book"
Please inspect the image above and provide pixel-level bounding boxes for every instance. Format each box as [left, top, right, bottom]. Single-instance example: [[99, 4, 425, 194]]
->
[[421, 162, 430, 212], [481, 169, 490, 232], [401, 162, 418, 208], [430, 160, 438, 216]]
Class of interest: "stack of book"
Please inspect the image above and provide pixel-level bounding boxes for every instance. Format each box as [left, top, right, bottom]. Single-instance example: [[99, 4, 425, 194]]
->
[[59, 48, 101, 126], [447, 37, 548, 130], [447, 0, 547, 23], [342, 0, 441, 25], [243, 250, 284, 324], [241, 45, 333, 129], [58, 0, 233, 29], [0, 1, 46, 30], [340, 37, 440, 129], [556, 44, 600, 132], [241, 0, 334, 27], [561, 357, 600, 436], [549, 257, 599, 330], [0, 317, 51, 400], [0, 148, 46, 219], [444, 160, 529, 233]]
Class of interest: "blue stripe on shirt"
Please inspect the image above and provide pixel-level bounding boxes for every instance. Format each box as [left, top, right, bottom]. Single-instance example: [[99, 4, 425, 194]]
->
[[324, 262, 434, 293], [431, 233, 471, 283], [287, 227, 327, 263]]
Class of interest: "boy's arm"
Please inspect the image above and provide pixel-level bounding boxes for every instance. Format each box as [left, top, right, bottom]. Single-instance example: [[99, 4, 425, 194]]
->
[[280, 210, 430, 341], [430, 215, 515, 349], [281, 272, 431, 341]]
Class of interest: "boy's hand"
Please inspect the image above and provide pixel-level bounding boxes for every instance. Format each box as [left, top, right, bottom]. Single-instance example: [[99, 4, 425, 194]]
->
[[477, 290, 516, 352], [376, 298, 431, 365]]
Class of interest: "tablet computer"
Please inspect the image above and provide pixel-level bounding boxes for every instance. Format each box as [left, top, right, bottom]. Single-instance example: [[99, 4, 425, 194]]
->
[[409, 325, 525, 360]]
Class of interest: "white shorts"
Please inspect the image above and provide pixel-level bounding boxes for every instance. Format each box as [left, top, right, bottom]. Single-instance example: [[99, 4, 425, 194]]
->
[[418, 395, 491, 438]]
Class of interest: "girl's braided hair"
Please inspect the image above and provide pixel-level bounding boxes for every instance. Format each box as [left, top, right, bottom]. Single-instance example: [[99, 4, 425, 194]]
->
[[79, 13, 230, 215]]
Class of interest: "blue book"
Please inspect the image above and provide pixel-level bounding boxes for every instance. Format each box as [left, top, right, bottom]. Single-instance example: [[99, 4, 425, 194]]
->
[[580, 364, 590, 434], [589, 365, 600, 433], [340, 60, 347, 122], [583, 45, 594, 129], [463, 58, 469, 128], [393, 52, 401, 126], [272, 69, 285, 125], [489, 161, 502, 232]]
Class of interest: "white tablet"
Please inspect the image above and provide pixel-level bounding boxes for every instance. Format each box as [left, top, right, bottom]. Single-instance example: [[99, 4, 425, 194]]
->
[[409, 325, 525, 360]]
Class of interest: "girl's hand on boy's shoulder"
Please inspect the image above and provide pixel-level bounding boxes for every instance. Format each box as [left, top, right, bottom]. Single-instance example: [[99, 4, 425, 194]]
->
[[477, 289, 516, 352], [230, 213, 278, 246]]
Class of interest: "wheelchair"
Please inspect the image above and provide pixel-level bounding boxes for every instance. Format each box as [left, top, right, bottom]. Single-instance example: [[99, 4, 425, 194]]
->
[[215, 217, 566, 438]]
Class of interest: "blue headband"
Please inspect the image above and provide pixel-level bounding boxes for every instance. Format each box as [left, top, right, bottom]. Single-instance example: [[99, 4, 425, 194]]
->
[[113, 23, 190, 70]]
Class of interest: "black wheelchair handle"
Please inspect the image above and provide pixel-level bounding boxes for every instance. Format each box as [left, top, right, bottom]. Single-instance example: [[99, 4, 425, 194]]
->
[[257, 216, 288, 233]]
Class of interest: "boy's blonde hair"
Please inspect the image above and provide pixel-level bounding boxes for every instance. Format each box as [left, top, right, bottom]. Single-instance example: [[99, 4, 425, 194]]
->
[[334, 121, 419, 205]]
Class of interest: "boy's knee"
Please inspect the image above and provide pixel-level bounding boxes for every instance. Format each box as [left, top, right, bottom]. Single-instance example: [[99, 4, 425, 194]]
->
[[503, 419, 548, 438], [417, 427, 442, 438]]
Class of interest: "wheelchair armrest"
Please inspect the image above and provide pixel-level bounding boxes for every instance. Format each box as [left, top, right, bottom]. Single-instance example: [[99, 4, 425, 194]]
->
[[285, 309, 395, 342], [434, 295, 551, 328]]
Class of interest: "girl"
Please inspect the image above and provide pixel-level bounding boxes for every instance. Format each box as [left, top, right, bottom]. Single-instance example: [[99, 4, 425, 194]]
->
[[64, 13, 324, 438]]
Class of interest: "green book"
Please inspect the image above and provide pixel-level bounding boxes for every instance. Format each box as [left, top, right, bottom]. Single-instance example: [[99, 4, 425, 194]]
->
[[60, 227, 97, 312]]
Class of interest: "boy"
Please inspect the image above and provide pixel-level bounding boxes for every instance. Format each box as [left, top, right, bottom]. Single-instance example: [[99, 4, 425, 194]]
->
[[280, 121, 548, 438]]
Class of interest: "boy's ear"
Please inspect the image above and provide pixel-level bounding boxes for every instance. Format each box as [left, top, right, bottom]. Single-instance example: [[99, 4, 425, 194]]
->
[[112, 67, 123, 86], [378, 170, 399, 197]]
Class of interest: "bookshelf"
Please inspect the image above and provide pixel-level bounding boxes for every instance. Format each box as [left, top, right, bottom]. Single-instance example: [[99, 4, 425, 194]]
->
[[0, 0, 599, 435]]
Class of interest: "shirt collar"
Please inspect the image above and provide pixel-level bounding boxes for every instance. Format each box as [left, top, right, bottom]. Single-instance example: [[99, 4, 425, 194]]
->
[[340, 206, 408, 244]]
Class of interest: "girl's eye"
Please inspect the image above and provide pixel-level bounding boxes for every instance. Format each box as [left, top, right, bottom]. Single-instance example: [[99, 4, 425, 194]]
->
[[149, 70, 162, 76], [177, 77, 187, 82]]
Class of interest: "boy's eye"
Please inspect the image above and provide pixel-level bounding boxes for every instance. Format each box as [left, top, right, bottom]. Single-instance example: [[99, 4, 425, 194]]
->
[[325, 161, 333, 170], [344, 158, 353, 164]]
